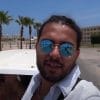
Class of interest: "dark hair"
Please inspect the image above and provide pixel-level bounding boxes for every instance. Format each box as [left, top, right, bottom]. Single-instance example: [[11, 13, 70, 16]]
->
[[37, 15, 82, 50]]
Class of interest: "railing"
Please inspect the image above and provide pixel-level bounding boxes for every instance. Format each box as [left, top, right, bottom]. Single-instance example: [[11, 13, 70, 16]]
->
[[1, 40, 36, 50]]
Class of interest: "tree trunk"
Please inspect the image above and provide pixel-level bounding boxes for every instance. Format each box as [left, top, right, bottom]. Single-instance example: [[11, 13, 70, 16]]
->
[[0, 24, 2, 51], [29, 26, 32, 49], [20, 26, 23, 49]]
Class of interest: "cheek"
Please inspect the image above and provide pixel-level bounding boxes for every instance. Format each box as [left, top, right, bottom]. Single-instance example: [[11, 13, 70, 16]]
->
[[36, 49, 47, 65], [63, 56, 77, 69], [36, 52, 43, 63]]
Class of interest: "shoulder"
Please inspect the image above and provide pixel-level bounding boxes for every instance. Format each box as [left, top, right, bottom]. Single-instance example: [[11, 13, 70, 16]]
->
[[21, 73, 40, 100], [66, 80, 100, 100], [75, 80, 99, 93], [75, 80, 100, 95]]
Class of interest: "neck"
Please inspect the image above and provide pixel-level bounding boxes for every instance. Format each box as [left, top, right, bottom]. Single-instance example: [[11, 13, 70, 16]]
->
[[32, 77, 54, 100], [38, 77, 54, 96]]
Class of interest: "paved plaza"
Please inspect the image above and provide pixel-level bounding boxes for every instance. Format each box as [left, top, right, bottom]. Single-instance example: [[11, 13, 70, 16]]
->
[[78, 47, 100, 89]]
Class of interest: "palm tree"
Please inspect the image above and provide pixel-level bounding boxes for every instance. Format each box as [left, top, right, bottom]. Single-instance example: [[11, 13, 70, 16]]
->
[[23, 17, 34, 49], [33, 21, 42, 37], [16, 16, 27, 49], [0, 11, 12, 51]]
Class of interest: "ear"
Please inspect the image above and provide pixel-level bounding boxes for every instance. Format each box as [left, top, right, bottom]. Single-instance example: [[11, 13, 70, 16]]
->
[[35, 42, 37, 48], [75, 49, 80, 58], [35, 42, 38, 50]]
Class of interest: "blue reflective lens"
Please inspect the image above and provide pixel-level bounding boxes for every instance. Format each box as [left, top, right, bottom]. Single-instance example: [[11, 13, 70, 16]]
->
[[60, 43, 74, 57], [39, 39, 53, 54], [39, 39, 74, 57]]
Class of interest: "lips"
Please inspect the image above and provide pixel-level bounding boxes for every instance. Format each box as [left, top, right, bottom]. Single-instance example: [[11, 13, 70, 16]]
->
[[44, 60, 63, 68]]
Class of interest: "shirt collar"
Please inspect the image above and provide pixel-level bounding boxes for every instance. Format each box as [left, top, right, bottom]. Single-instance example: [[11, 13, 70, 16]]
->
[[57, 64, 80, 97], [32, 64, 80, 97]]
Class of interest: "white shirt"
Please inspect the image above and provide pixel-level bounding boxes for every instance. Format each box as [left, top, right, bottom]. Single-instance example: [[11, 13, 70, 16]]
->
[[22, 65, 100, 100]]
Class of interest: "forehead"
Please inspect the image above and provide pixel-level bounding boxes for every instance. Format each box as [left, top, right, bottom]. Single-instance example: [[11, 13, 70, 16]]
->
[[40, 22, 77, 44], [42, 22, 76, 32]]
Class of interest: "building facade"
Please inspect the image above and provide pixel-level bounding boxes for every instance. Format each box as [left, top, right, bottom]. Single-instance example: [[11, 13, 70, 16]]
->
[[81, 26, 100, 45]]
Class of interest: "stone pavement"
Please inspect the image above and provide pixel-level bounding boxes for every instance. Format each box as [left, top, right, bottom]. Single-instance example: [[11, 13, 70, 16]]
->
[[79, 47, 100, 61], [78, 47, 100, 89]]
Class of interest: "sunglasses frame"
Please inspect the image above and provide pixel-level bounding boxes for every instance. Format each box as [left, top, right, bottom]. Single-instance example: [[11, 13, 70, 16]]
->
[[39, 39, 75, 57]]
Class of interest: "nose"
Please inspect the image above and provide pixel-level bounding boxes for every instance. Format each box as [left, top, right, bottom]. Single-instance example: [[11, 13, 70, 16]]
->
[[49, 46, 60, 59]]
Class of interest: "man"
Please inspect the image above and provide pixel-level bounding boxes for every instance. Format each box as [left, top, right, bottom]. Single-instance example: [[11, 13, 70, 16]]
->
[[22, 15, 100, 100]]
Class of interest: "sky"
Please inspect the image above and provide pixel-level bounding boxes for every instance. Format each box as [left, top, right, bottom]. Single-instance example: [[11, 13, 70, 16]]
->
[[0, 0, 100, 37]]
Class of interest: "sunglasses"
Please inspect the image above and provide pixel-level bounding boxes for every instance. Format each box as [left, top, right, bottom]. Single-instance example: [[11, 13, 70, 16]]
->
[[39, 39, 75, 57]]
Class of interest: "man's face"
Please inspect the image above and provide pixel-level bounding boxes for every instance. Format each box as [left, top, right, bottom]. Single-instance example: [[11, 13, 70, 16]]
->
[[36, 22, 80, 83]]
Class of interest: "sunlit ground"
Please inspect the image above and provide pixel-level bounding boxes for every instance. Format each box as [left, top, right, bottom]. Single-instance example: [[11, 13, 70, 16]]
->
[[78, 47, 100, 89]]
